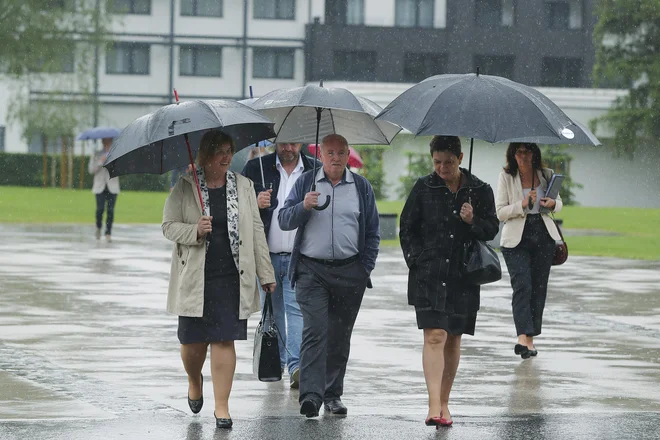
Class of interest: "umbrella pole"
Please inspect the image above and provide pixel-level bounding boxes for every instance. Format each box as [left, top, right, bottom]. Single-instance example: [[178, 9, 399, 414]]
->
[[184, 133, 205, 214], [311, 107, 331, 210], [249, 85, 266, 188], [468, 137, 474, 174]]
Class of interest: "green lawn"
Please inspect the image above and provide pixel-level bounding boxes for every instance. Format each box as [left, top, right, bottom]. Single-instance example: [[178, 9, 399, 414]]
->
[[1, 186, 659, 260]]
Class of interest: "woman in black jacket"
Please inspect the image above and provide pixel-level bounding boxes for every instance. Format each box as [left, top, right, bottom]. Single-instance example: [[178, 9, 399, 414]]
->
[[400, 135, 499, 428]]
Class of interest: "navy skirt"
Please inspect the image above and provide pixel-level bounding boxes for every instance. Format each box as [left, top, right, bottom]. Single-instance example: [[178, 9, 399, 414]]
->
[[177, 272, 247, 344]]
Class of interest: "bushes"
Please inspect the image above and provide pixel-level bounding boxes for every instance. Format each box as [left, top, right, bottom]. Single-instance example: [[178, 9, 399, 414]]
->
[[397, 152, 432, 199], [353, 146, 387, 200], [0, 152, 169, 192]]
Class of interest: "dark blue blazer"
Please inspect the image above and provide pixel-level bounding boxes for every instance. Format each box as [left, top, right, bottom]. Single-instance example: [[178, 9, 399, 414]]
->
[[241, 152, 320, 236]]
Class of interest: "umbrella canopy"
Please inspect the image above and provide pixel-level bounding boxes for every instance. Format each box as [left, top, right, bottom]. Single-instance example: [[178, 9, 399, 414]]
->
[[76, 127, 121, 140], [376, 73, 597, 145], [307, 144, 363, 168], [245, 84, 401, 145], [104, 99, 275, 178], [506, 120, 601, 146]]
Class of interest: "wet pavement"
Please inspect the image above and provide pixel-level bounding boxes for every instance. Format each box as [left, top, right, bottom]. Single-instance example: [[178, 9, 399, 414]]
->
[[0, 224, 659, 440]]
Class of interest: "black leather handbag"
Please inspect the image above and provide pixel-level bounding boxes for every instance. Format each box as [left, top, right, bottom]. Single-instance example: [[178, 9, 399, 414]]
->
[[463, 240, 503, 285], [252, 294, 282, 382]]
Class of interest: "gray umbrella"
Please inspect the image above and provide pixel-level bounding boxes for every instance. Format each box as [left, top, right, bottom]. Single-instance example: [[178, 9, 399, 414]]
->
[[245, 82, 401, 210], [104, 95, 275, 211], [376, 72, 600, 171]]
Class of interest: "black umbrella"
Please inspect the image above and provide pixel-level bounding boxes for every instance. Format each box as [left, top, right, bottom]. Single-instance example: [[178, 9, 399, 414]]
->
[[246, 81, 401, 210], [104, 90, 275, 211], [376, 72, 600, 172]]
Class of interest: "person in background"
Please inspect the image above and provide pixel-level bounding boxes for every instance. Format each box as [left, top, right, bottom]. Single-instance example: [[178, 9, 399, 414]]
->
[[89, 137, 119, 242], [162, 130, 275, 429], [399, 135, 498, 428], [241, 142, 319, 389], [496, 142, 563, 359], [278, 134, 380, 418]]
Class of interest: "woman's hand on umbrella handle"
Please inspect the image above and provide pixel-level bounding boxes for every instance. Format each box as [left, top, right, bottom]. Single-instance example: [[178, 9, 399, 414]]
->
[[257, 189, 272, 209], [523, 190, 537, 208], [460, 202, 474, 224], [262, 282, 276, 294], [196, 215, 212, 239]]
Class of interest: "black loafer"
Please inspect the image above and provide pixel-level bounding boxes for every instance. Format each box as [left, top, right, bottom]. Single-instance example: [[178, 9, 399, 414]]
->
[[514, 344, 531, 359], [187, 374, 203, 414], [214, 412, 233, 429], [529, 348, 538, 357], [324, 399, 348, 415], [300, 399, 320, 418]]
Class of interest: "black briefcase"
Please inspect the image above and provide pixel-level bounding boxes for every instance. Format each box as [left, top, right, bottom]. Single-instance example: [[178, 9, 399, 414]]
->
[[252, 294, 282, 382]]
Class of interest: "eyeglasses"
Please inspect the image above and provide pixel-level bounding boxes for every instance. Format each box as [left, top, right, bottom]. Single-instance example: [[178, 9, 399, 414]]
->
[[515, 149, 532, 156]]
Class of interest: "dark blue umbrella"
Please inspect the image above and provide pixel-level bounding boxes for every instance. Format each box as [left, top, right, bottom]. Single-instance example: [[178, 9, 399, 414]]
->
[[76, 127, 121, 140]]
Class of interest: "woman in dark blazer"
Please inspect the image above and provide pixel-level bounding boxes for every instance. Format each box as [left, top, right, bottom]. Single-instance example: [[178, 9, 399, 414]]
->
[[400, 135, 499, 428]]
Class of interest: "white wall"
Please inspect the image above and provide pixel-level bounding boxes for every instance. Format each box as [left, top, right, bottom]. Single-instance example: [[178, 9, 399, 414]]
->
[[0, 81, 24, 153], [365, 0, 395, 26]]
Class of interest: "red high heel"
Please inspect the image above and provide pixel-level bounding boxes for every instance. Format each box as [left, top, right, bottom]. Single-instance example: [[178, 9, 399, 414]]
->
[[439, 411, 453, 427], [425, 416, 442, 426]]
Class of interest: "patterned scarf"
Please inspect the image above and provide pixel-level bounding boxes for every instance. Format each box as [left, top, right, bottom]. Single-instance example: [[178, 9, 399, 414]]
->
[[195, 166, 240, 270]]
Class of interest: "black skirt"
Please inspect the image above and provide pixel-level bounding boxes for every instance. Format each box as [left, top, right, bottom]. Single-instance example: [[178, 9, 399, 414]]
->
[[178, 272, 247, 344], [414, 278, 478, 335]]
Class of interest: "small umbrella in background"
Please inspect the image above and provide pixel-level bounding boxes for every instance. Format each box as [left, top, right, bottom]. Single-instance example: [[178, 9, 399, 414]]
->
[[246, 81, 401, 210], [307, 144, 363, 169], [75, 127, 122, 189], [104, 90, 275, 212]]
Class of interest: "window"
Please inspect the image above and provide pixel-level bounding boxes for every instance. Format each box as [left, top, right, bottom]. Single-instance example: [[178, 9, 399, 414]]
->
[[474, 55, 515, 79], [395, 0, 434, 28], [0, 126, 5, 152], [333, 50, 376, 81], [31, 48, 75, 73], [181, 0, 223, 17], [542, 57, 583, 87], [403, 53, 447, 82], [253, 0, 295, 20], [475, 0, 514, 27], [253, 48, 295, 79], [545, 1, 570, 30], [106, 43, 150, 75], [180, 46, 222, 77], [111, 0, 151, 14], [347, 0, 364, 25], [53, 0, 76, 11]]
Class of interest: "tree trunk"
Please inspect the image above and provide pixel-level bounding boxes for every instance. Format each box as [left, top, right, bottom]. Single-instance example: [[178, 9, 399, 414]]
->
[[80, 140, 86, 190], [42, 135, 48, 188], [61, 136, 68, 189], [67, 136, 74, 189]]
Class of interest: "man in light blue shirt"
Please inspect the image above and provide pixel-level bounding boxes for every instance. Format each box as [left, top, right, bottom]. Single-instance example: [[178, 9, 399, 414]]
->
[[278, 134, 380, 418]]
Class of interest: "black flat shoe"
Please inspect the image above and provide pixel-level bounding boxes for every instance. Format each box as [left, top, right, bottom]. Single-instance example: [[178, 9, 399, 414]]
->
[[529, 348, 538, 357], [300, 399, 320, 418], [187, 374, 203, 414], [514, 344, 531, 359], [214, 412, 233, 429], [324, 399, 348, 415]]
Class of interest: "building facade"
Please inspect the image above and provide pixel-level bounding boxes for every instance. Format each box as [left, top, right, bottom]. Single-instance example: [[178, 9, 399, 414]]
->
[[1, 0, 598, 154]]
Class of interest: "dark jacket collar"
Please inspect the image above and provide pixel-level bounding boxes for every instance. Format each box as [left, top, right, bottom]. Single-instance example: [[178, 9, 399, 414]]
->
[[425, 167, 486, 189]]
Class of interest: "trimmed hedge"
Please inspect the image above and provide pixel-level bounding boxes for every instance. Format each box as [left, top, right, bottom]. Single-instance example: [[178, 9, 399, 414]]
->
[[0, 152, 169, 192]]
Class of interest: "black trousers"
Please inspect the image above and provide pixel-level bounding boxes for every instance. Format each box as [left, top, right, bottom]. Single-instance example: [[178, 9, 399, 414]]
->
[[295, 256, 368, 406], [95, 188, 117, 235], [501, 215, 555, 337]]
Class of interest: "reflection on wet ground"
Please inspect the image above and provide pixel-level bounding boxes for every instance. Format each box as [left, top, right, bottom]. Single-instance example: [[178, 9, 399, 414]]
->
[[0, 224, 659, 439]]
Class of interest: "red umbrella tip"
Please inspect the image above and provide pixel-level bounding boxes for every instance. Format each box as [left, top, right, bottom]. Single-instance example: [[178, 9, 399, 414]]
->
[[173, 89, 180, 103]]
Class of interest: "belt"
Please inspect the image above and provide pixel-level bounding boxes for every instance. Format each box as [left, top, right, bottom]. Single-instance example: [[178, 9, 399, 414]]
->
[[301, 254, 360, 267], [271, 252, 291, 256]]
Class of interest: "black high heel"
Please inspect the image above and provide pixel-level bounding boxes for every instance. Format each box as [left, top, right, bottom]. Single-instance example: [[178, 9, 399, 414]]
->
[[514, 344, 531, 359], [214, 412, 233, 429], [187, 374, 203, 414]]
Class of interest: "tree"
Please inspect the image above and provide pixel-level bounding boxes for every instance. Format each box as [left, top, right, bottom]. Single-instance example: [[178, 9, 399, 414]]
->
[[593, 0, 660, 157]]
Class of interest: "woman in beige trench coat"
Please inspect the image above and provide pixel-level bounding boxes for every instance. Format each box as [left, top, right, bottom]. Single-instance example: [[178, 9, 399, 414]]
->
[[162, 130, 275, 429]]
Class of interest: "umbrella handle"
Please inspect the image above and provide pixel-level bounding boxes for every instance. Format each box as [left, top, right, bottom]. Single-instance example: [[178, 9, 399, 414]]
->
[[184, 133, 205, 215], [310, 107, 331, 211]]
